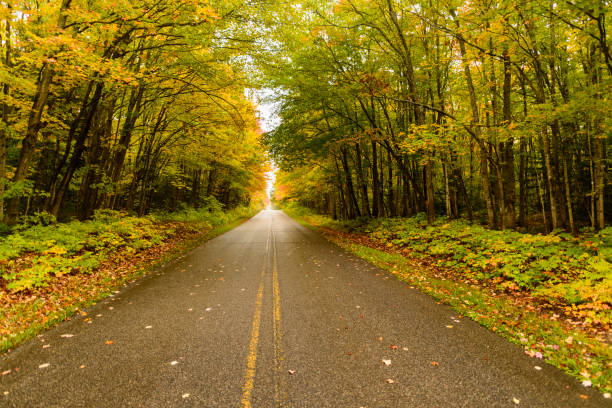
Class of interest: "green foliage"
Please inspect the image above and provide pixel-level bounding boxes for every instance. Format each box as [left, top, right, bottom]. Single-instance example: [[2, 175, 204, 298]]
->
[[14, 212, 57, 231], [350, 216, 611, 305], [0, 204, 262, 292], [155, 198, 260, 227], [285, 203, 611, 315], [0, 211, 167, 291]]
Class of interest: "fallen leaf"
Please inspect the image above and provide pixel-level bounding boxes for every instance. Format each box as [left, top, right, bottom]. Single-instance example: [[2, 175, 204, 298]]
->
[[534, 366, 542, 371], [60, 334, 74, 338], [1, 370, 10, 376], [582, 380, 592, 387], [402, 347, 409, 351], [205, 307, 212, 312], [382, 359, 391, 366], [512, 397, 520, 404], [80, 365, 86, 369], [386, 379, 395, 384], [288, 370, 296, 375], [182, 393, 190, 399], [42, 344, 50, 349], [603, 393, 610, 399], [3, 391, 8, 396], [170, 361, 179, 366], [38, 363, 50, 369], [145, 326, 152, 329]]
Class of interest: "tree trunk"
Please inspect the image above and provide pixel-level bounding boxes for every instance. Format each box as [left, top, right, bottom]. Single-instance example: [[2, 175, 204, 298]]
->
[[593, 133, 605, 229], [386, 150, 396, 217], [371, 141, 380, 217], [501, 50, 516, 228], [341, 147, 360, 218], [50, 82, 104, 217], [518, 137, 528, 227], [444, 160, 451, 219], [77, 96, 115, 219], [540, 128, 559, 230], [354, 143, 371, 217], [5, 0, 72, 223], [425, 158, 435, 224], [105, 84, 144, 206], [562, 151, 576, 234], [454, 19, 495, 228], [0, 2, 12, 220]]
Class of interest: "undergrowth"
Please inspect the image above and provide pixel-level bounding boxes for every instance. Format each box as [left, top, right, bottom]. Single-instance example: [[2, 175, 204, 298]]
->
[[282, 202, 612, 393], [0, 204, 258, 352], [0, 202, 259, 293], [282, 202, 611, 328]]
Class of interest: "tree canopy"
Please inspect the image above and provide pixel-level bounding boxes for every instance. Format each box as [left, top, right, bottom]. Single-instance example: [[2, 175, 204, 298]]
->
[[0, 0, 268, 223], [263, 0, 610, 233], [0, 0, 609, 233]]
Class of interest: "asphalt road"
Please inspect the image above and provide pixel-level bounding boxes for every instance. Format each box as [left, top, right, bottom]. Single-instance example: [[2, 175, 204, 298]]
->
[[1, 210, 609, 407]]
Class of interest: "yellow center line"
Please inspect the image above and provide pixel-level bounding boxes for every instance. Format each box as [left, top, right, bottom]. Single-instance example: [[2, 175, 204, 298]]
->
[[272, 231, 286, 407], [240, 229, 270, 408]]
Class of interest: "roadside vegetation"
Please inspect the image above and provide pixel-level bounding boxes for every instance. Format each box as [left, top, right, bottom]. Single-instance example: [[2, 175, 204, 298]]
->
[[0, 203, 260, 353], [282, 203, 611, 394]]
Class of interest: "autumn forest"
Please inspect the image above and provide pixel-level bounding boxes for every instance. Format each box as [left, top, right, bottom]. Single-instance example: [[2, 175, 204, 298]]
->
[[1, 0, 267, 224], [266, 0, 610, 235], [0, 0, 611, 399]]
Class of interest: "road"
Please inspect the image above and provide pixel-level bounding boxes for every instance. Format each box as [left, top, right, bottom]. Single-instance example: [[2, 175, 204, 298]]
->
[[1, 210, 609, 407]]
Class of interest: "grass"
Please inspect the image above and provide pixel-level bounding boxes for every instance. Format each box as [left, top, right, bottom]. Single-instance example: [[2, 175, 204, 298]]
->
[[282, 203, 612, 394]]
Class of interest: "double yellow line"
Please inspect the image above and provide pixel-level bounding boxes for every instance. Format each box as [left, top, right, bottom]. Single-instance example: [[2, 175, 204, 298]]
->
[[240, 228, 285, 408], [272, 233, 286, 406]]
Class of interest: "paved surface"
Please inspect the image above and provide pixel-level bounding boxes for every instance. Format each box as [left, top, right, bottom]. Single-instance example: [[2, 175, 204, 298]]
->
[[1, 210, 609, 407]]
